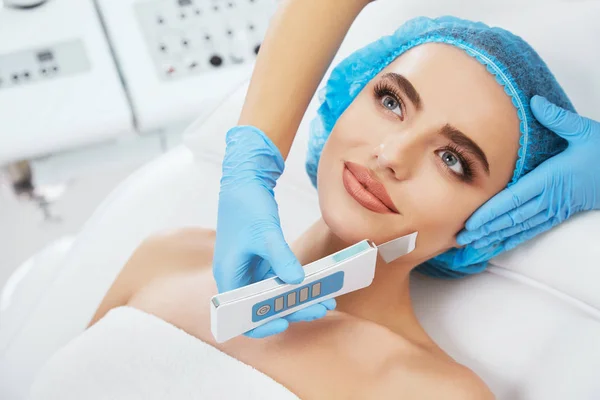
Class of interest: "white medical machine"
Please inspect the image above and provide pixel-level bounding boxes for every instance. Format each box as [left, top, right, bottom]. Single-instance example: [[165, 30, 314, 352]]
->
[[0, 0, 132, 165], [211, 233, 417, 343], [96, 0, 276, 133], [0, 0, 277, 165], [1, 1, 600, 399]]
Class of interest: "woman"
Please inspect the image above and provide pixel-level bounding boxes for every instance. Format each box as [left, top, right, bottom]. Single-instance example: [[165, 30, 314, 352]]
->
[[30, 17, 574, 399], [215, 1, 600, 338]]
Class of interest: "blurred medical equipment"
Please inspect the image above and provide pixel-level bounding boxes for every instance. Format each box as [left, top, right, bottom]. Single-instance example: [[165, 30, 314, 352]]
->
[[0, 0, 131, 165], [0, 0, 277, 177], [211, 233, 417, 343], [2, 161, 63, 221], [1, 1, 600, 399], [96, 0, 275, 133], [0, 0, 277, 233]]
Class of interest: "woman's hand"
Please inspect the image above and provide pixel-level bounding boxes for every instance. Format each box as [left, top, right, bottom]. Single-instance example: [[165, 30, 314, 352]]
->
[[213, 126, 336, 339], [457, 96, 600, 251]]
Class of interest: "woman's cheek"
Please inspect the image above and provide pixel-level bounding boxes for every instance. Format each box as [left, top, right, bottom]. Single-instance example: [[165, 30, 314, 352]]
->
[[408, 178, 468, 245], [334, 96, 387, 143]]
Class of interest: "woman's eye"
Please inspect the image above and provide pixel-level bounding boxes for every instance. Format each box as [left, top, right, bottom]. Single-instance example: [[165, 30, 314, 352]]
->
[[380, 95, 403, 118], [437, 150, 464, 175]]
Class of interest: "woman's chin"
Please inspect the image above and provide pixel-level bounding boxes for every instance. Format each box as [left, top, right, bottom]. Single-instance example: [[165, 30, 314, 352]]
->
[[320, 206, 366, 246], [322, 209, 424, 256], [320, 202, 393, 246]]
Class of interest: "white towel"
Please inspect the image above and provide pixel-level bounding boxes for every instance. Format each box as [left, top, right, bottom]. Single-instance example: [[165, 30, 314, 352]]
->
[[29, 306, 299, 400]]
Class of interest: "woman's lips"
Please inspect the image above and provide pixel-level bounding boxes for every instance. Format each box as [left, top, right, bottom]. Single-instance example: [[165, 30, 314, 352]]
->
[[342, 161, 400, 215]]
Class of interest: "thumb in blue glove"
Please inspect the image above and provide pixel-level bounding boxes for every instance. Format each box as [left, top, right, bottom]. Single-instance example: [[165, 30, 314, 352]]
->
[[213, 126, 336, 339], [457, 95, 600, 251]]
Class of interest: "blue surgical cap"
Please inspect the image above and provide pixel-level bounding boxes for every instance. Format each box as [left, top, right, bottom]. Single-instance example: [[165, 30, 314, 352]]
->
[[305, 16, 575, 278]]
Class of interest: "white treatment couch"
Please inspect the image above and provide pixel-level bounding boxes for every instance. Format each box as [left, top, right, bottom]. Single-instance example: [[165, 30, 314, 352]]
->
[[1, 1, 600, 399]]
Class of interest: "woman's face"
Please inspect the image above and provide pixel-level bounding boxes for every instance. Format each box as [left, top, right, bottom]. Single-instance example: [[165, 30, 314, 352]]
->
[[317, 43, 520, 265]]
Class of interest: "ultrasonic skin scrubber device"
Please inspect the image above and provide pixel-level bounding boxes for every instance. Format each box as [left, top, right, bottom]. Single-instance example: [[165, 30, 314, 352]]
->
[[211, 232, 418, 343]]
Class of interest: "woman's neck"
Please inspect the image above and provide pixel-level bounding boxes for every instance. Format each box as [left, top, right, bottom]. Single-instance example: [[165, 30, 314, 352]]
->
[[291, 219, 436, 349]]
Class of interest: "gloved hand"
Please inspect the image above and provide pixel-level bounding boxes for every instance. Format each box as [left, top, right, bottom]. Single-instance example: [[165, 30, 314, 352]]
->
[[457, 95, 600, 251], [213, 126, 336, 339]]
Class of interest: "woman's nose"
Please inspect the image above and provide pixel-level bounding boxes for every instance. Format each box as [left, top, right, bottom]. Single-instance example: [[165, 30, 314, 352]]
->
[[373, 136, 419, 180]]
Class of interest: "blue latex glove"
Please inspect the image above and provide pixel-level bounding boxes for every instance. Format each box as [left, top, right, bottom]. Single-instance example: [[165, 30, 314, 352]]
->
[[457, 96, 600, 251], [213, 126, 336, 339]]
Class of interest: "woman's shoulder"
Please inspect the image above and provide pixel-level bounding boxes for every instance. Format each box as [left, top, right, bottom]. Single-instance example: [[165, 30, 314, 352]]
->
[[369, 344, 495, 399], [114, 226, 217, 286], [304, 313, 493, 399], [140, 227, 216, 262], [89, 227, 216, 326], [286, 314, 494, 399]]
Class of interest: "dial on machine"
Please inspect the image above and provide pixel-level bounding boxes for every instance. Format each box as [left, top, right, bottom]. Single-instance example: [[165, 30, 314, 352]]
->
[[134, 0, 273, 80]]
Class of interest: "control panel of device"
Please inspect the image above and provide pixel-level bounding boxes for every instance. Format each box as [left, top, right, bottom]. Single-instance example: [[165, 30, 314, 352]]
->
[[0, 0, 133, 165], [252, 272, 344, 322], [134, 0, 269, 80], [98, 0, 277, 131], [0, 40, 91, 90]]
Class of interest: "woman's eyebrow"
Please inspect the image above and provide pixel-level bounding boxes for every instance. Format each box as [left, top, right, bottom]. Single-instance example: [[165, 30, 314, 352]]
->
[[440, 124, 490, 174], [381, 73, 422, 110]]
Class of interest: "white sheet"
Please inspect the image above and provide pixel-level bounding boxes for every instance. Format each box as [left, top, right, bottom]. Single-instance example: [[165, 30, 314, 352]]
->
[[29, 307, 298, 400]]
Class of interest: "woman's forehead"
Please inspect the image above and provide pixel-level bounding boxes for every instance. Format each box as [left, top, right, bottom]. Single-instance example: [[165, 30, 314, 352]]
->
[[383, 43, 505, 105], [379, 43, 520, 173]]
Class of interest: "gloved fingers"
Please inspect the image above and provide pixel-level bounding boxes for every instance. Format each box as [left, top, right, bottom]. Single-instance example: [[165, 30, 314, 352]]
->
[[213, 251, 254, 293], [320, 298, 337, 311], [531, 96, 594, 141], [244, 318, 289, 339], [470, 210, 549, 249], [256, 227, 305, 285], [458, 195, 544, 245], [472, 240, 506, 257], [253, 259, 276, 283], [463, 172, 544, 232], [451, 241, 506, 266], [242, 299, 335, 340], [503, 217, 559, 252], [284, 304, 329, 323]]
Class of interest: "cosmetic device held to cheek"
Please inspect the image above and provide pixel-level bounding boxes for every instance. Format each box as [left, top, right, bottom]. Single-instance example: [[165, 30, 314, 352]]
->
[[210, 232, 418, 343]]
